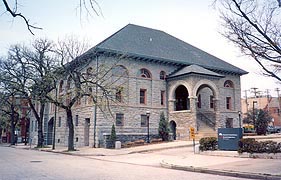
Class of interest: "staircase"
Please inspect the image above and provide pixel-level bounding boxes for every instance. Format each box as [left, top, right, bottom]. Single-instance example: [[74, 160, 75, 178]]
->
[[196, 112, 217, 140]]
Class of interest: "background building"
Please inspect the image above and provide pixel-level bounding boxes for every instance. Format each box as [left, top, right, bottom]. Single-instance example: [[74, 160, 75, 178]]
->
[[241, 95, 281, 126]]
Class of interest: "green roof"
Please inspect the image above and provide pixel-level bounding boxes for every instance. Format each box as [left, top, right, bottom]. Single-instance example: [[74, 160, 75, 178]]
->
[[90, 24, 247, 75]]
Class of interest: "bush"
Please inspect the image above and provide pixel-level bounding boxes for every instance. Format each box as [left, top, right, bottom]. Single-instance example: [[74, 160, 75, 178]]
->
[[255, 109, 271, 135], [238, 138, 256, 154], [110, 124, 117, 141], [199, 137, 218, 151], [238, 138, 281, 154], [158, 112, 169, 141]]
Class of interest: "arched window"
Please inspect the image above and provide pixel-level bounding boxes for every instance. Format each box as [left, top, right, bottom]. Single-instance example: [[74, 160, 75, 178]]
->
[[224, 80, 234, 88], [86, 67, 93, 75], [160, 71, 166, 80], [59, 80, 64, 93], [66, 77, 71, 90], [139, 68, 151, 79], [112, 65, 128, 77]]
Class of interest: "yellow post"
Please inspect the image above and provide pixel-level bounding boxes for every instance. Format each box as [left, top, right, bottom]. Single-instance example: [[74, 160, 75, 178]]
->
[[190, 127, 195, 154], [190, 127, 195, 140]]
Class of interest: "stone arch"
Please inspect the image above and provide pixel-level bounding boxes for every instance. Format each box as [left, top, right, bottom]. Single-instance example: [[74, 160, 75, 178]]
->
[[112, 65, 129, 77], [192, 79, 219, 99], [168, 80, 192, 100]]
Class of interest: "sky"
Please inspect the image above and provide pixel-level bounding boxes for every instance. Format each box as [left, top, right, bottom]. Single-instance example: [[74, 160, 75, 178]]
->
[[0, 0, 280, 97]]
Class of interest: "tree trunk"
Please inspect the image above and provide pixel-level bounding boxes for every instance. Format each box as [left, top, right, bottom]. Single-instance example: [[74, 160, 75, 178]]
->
[[37, 103, 45, 147], [37, 119, 44, 147], [66, 108, 75, 151], [10, 106, 16, 145]]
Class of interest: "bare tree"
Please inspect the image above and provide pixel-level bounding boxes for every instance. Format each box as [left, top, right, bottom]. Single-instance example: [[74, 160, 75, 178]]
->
[[45, 37, 92, 151], [46, 37, 128, 151], [1, 0, 102, 35], [216, 0, 281, 82], [0, 77, 20, 145], [0, 39, 58, 147]]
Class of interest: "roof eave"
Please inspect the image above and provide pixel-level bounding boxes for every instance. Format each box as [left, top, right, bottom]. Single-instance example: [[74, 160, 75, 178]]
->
[[93, 47, 248, 76]]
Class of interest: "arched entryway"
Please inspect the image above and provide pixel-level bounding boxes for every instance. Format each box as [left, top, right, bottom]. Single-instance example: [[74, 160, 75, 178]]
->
[[169, 121, 177, 140], [175, 85, 190, 111], [193, 80, 219, 134]]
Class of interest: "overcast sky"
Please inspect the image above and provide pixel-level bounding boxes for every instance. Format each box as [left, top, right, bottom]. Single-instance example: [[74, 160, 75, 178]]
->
[[0, 0, 280, 97]]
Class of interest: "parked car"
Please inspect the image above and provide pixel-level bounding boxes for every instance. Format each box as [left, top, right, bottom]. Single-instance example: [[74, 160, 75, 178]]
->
[[267, 126, 281, 134], [243, 124, 255, 133]]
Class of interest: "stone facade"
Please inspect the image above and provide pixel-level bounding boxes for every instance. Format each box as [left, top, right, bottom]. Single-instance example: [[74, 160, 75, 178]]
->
[[29, 24, 246, 148]]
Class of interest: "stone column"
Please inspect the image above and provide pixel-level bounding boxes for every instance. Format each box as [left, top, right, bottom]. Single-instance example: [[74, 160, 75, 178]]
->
[[168, 99, 176, 112], [214, 99, 221, 130], [189, 96, 197, 113], [189, 96, 197, 131]]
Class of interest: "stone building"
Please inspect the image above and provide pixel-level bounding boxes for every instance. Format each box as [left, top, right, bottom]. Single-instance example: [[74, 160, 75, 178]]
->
[[29, 24, 247, 147]]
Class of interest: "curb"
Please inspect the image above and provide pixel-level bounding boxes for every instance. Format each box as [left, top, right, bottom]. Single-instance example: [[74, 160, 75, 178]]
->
[[38, 143, 196, 157], [128, 143, 196, 154], [160, 160, 281, 180]]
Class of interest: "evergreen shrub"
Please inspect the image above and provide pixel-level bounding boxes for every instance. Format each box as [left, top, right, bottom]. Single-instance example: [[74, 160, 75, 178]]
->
[[199, 137, 217, 151]]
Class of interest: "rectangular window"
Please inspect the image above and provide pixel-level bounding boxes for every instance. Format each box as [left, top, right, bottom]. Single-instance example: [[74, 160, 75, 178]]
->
[[161, 91, 165, 105], [226, 118, 233, 128], [140, 89, 147, 104], [35, 121, 38, 131], [31, 121, 34, 132], [226, 97, 231, 110], [141, 114, 148, 127], [210, 95, 214, 109], [116, 87, 123, 102], [116, 113, 124, 126], [76, 98, 81, 106], [75, 115, 79, 126], [58, 117, 61, 127], [87, 87, 93, 104]]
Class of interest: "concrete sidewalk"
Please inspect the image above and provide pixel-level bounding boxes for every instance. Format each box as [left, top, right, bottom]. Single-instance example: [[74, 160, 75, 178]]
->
[[4, 140, 194, 156], [161, 153, 281, 180]]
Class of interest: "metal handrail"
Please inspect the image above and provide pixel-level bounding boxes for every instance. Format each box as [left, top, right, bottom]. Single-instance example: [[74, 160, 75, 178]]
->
[[197, 111, 216, 130]]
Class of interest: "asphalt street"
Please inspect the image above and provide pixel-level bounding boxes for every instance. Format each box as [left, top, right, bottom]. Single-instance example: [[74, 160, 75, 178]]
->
[[0, 146, 251, 180]]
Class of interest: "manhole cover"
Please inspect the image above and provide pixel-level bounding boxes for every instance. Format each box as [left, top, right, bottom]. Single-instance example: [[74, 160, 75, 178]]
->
[[30, 160, 42, 163]]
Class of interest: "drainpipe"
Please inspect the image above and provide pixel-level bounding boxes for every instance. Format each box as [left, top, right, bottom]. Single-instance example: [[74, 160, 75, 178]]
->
[[52, 83, 58, 150], [93, 55, 98, 148]]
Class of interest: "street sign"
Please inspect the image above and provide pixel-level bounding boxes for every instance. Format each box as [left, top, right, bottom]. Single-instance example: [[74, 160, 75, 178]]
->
[[190, 127, 195, 140], [218, 128, 243, 151]]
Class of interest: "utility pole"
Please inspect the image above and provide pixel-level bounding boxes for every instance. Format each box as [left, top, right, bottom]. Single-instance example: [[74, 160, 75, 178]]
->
[[251, 87, 258, 98], [276, 88, 281, 116], [265, 89, 270, 112], [244, 90, 249, 113]]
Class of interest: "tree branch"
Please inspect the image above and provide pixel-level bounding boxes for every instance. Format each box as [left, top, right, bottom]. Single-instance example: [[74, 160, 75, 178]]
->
[[2, 0, 42, 35]]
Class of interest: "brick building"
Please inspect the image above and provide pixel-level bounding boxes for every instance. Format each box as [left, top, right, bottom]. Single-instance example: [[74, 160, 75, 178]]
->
[[29, 24, 247, 147], [241, 96, 281, 126]]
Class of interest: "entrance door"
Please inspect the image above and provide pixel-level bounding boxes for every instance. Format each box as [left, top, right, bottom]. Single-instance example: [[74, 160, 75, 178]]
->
[[84, 118, 90, 146], [47, 118, 54, 145], [169, 121, 177, 140]]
